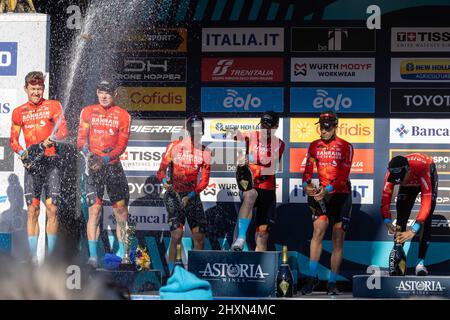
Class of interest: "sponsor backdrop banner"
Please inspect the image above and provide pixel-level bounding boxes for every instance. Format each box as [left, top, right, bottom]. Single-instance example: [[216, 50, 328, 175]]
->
[[391, 28, 450, 52], [390, 119, 450, 144], [290, 58, 375, 82], [24, 3, 450, 279], [391, 58, 450, 82], [202, 28, 284, 52], [0, 15, 50, 262], [290, 27, 376, 52], [201, 87, 284, 113], [290, 88, 375, 113]]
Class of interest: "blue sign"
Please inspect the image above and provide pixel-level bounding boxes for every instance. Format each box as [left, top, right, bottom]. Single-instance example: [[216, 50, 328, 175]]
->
[[290, 87, 375, 113], [0, 43, 18, 76], [201, 87, 283, 112], [188, 250, 279, 297]]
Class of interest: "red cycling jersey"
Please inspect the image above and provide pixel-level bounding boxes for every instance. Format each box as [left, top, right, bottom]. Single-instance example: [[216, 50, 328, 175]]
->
[[235, 131, 285, 190], [77, 104, 131, 164], [10, 99, 68, 157], [381, 153, 435, 223], [157, 137, 211, 194], [302, 136, 354, 194]]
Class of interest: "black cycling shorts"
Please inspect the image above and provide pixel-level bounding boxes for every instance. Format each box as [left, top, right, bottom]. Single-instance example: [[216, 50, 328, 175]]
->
[[308, 193, 352, 225], [24, 157, 61, 206], [167, 192, 207, 234], [85, 162, 129, 206], [254, 188, 277, 230]]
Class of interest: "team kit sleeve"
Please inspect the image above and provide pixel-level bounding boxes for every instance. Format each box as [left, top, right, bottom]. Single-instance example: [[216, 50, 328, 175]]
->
[[416, 167, 434, 224], [52, 102, 69, 140], [195, 147, 212, 194], [381, 171, 395, 221], [10, 109, 24, 154], [103, 111, 131, 160], [77, 108, 90, 151], [302, 142, 316, 186], [156, 142, 174, 183], [327, 142, 354, 193]]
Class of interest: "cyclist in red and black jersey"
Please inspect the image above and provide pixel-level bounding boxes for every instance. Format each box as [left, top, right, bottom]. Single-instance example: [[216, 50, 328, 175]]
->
[[10, 71, 68, 264], [157, 114, 211, 272], [301, 111, 353, 295], [77, 79, 131, 268], [381, 154, 438, 276], [229, 111, 285, 252]]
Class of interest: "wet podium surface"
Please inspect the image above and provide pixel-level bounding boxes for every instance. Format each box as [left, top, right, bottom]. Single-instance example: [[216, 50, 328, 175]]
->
[[95, 269, 162, 293]]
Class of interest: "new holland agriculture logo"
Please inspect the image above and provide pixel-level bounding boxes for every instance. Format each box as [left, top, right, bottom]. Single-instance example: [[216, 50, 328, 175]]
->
[[400, 60, 450, 80]]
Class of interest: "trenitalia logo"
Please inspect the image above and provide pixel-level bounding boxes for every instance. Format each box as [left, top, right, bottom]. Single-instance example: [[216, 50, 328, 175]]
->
[[202, 57, 283, 82], [290, 148, 374, 174], [117, 87, 186, 111], [390, 119, 450, 144], [290, 118, 374, 143], [391, 58, 450, 82]]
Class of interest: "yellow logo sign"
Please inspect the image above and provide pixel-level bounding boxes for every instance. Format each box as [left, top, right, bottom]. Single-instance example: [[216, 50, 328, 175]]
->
[[117, 87, 186, 111], [290, 118, 374, 143], [400, 59, 450, 80]]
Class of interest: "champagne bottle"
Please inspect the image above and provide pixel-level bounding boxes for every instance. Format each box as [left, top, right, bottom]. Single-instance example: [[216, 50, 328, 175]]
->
[[389, 226, 407, 276], [276, 246, 294, 297], [171, 243, 184, 275], [307, 180, 327, 215]]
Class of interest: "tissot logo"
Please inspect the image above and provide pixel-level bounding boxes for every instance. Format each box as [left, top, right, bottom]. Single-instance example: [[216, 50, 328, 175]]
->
[[390, 88, 450, 113], [392, 28, 450, 52], [291, 27, 375, 52]]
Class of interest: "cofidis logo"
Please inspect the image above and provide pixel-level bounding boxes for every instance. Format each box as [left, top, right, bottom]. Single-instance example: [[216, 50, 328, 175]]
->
[[290, 118, 374, 143]]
